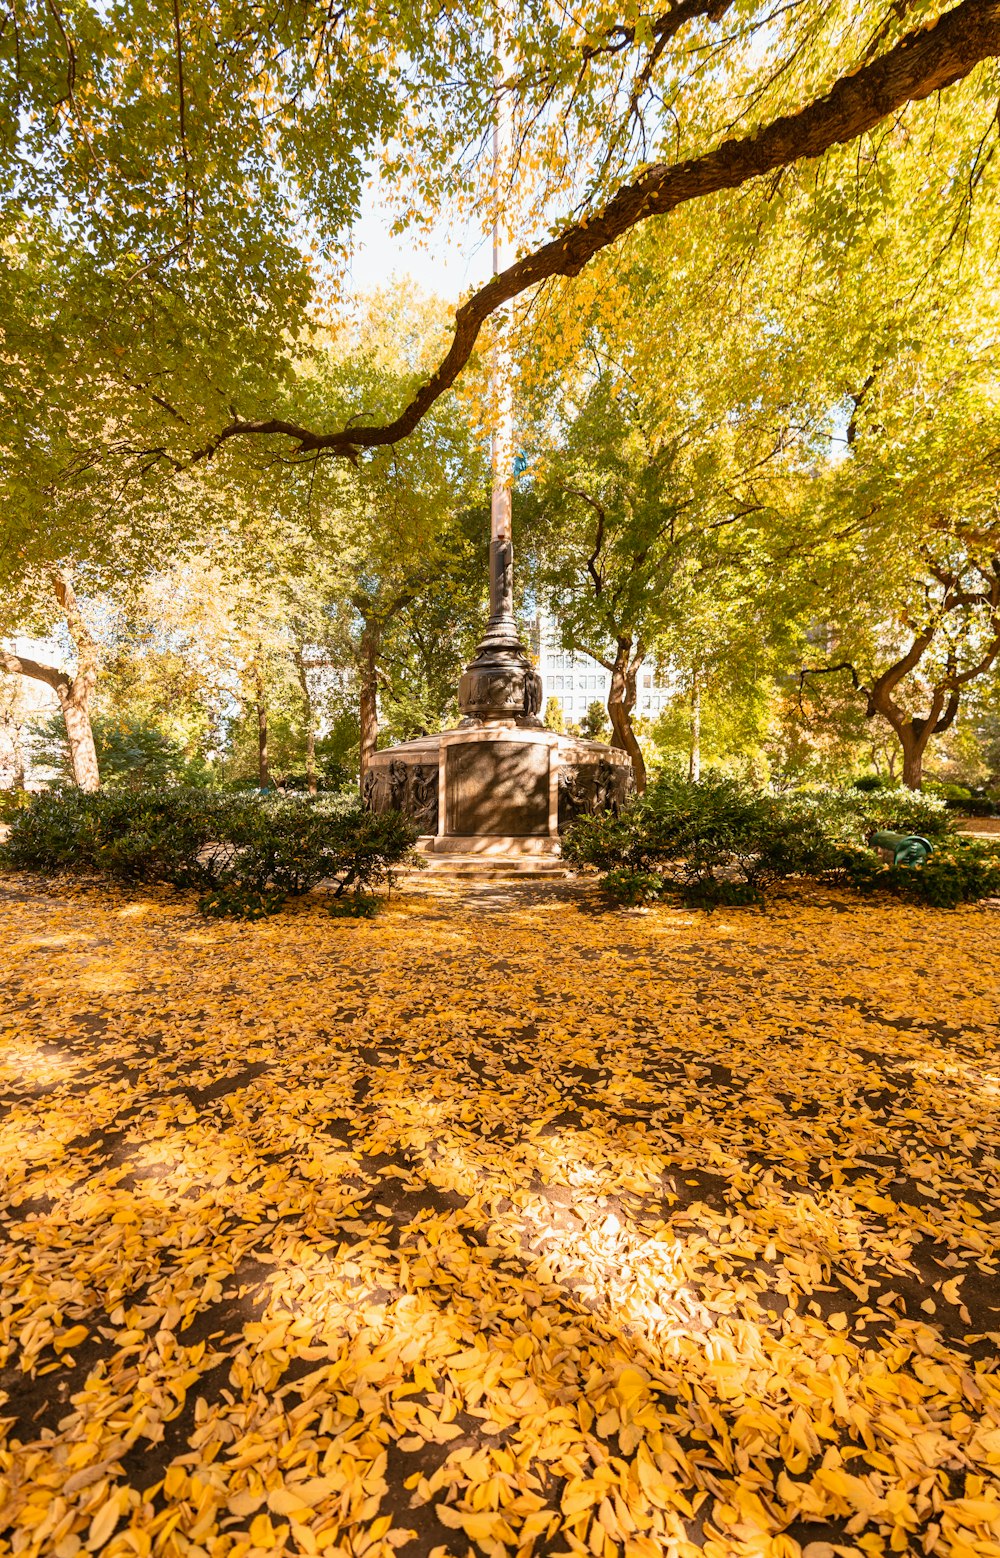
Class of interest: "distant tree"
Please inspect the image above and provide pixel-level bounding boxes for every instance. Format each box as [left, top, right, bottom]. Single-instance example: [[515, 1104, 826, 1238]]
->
[[580, 701, 610, 742], [33, 712, 186, 789]]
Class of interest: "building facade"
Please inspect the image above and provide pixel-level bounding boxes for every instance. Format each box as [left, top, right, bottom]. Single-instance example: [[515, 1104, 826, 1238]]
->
[[529, 613, 675, 727]]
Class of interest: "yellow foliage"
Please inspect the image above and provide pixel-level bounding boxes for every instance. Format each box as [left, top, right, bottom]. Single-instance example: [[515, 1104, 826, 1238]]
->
[[0, 875, 998, 1558]]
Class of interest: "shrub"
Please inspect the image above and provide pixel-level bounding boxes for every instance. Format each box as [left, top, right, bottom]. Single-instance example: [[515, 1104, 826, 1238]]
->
[[0, 789, 32, 822], [1, 788, 417, 916], [842, 836, 1000, 908], [944, 796, 998, 818], [601, 867, 665, 905], [565, 772, 837, 901], [852, 774, 888, 792], [562, 773, 981, 910], [805, 786, 952, 843], [680, 878, 765, 909]]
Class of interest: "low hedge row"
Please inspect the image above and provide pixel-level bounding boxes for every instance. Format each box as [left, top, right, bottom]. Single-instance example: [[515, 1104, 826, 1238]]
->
[[562, 773, 1000, 908], [0, 788, 418, 918], [943, 796, 999, 818]]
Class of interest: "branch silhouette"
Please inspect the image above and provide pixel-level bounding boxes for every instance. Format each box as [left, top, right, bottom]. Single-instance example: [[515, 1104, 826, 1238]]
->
[[195, 0, 1000, 464]]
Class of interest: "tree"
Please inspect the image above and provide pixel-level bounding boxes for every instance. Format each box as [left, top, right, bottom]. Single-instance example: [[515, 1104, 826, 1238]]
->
[[580, 701, 611, 743], [235, 300, 489, 783], [193, 1, 1000, 462], [3, 0, 998, 486], [32, 711, 186, 789], [787, 195, 1000, 790], [523, 264, 799, 791], [1, 570, 101, 789], [800, 547, 1000, 789]]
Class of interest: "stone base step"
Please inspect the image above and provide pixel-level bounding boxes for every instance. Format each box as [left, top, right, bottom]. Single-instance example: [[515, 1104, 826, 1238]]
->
[[406, 854, 572, 879], [415, 834, 561, 858]]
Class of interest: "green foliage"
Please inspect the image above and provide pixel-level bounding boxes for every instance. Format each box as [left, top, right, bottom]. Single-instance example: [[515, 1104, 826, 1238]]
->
[[0, 787, 33, 821], [564, 773, 966, 909], [944, 796, 999, 817], [680, 879, 766, 910], [842, 837, 1000, 908], [565, 772, 837, 896], [34, 712, 187, 788], [580, 701, 611, 742], [815, 787, 951, 842], [852, 774, 888, 792], [325, 893, 381, 919], [600, 867, 665, 905], [1, 789, 416, 916]]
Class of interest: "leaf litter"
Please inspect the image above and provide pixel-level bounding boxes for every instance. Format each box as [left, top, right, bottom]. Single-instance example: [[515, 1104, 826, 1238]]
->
[[0, 874, 998, 1558]]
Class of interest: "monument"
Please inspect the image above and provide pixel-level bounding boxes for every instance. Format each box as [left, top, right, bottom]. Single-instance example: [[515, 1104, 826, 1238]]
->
[[361, 511, 633, 855], [362, 66, 632, 855]]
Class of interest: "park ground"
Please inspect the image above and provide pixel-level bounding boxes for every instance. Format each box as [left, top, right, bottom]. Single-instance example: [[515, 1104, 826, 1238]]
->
[[0, 874, 998, 1558]]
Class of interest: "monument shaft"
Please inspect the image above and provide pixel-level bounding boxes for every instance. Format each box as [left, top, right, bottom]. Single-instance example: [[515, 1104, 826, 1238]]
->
[[361, 41, 633, 849]]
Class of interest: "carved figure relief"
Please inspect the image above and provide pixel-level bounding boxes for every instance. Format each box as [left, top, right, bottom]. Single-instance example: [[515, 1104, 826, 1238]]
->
[[557, 768, 590, 829], [556, 755, 631, 832], [388, 759, 409, 811], [523, 670, 543, 716], [594, 758, 615, 815], [411, 764, 439, 833], [362, 769, 379, 813]]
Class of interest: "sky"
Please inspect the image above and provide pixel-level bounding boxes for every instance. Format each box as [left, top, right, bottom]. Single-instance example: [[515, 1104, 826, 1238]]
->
[[345, 187, 493, 303]]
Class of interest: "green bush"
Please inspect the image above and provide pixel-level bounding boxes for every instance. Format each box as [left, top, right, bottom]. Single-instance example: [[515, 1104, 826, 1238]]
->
[[0, 789, 32, 822], [0, 788, 417, 916], [842, 836, 1000, 908], [32, 712, 189, 788], [681, 878, 765, 909], [852, 774, 888, 792], [564, 772, 838, 900], [563, 773, 977, 909], [944, 796, 998, 818], [601, 867, 665, 905], [803, 786, 952, 843]]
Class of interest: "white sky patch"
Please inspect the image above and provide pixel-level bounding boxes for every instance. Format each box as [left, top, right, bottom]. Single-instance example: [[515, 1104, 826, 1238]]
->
[[346, 185, 493, 302]]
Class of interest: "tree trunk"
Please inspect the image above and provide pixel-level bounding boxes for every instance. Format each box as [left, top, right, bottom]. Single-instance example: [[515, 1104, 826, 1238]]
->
[[1, 677, 27, 791], [0, 570, 102, 791], [608, 637, 646, 793], [254, 655, 270, 789], [688, 675, 701, 783], [901, 744, 923, 791], [58, 687, 100, 791], [359, 620, 381, 789], [52, 570, 101, 791], [888, 717, 935, 791], [294, 648, 318, 794]]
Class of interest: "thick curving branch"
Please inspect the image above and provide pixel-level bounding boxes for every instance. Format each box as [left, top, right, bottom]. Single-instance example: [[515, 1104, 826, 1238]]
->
[[199, 0, 1000, 463]]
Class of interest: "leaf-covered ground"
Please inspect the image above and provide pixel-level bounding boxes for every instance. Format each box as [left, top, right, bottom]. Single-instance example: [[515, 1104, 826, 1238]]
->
[[1, 874, 999, 1558]]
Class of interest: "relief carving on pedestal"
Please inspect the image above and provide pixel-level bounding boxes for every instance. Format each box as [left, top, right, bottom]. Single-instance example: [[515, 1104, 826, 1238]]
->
[[557, 755, 632, 831], [363, 757, 439, 832], [410, 763, 439, 833], [362, 768, 380, 813]]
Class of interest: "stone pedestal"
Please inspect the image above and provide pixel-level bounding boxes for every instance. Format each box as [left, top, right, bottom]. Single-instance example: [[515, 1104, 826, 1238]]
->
[[363, 725, 632, 849], [362, 537, 633, 848]]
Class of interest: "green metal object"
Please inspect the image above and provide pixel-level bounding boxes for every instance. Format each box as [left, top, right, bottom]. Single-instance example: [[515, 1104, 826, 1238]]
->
[[869, 830, 934, 866]]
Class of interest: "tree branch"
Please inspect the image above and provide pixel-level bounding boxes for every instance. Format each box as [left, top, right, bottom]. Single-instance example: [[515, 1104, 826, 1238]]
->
[[194, 0, 1000, 464], [51, 568, 99, 700], [0, 647, 70, 697], [561, 486, 608, 598]]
